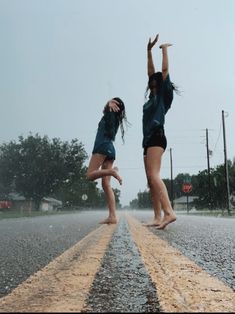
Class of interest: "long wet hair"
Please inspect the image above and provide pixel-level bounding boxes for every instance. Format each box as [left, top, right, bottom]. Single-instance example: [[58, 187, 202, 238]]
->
[[145, 71, 180, 99], [103, 97, 130, 143]]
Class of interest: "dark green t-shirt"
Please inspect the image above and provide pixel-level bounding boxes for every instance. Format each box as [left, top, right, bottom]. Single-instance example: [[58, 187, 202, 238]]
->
[[92, 111, 119, 157], [142, 74, 173, 147]]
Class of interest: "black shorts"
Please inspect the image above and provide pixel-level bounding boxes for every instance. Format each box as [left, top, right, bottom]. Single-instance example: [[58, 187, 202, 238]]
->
[[143, 128, 167, 156]]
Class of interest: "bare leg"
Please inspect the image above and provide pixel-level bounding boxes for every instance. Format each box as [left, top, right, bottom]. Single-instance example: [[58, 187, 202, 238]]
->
[[146, 147, 176, 230], [143, 155, 162, 226], [99, 159, 118, 224], [86, 153, 122, 185], [143, 199, 162, 226]]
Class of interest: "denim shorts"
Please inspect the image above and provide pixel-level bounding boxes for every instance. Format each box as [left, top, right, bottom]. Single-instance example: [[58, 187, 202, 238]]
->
[[92, 142, 116, 160]]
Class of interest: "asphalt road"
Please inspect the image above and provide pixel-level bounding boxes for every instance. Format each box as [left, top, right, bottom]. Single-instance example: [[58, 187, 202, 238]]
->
[[0, 210, 106, 297], [0, 210, 235, 312], [132, 210, 235, 291], [0, 209, 234, 304]]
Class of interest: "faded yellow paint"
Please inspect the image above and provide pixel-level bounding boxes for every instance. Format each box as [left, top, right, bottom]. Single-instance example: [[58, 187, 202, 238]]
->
[[0, 224, 116, 313], [1, 214, 235, 313], [126, 214, 235, 313]]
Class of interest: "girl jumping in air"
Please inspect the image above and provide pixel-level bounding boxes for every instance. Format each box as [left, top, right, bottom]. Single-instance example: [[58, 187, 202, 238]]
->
[[86, 97, 128, 224], [143, 34, 178, 229]]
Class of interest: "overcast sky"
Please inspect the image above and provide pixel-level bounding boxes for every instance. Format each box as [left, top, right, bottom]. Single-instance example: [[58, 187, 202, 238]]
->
[[1, 0, 235, 206]]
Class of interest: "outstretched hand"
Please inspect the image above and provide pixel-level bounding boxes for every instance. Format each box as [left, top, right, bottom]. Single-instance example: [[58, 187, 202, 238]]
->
[[147, 34, 159, 51], [159, 43, 173, 49]]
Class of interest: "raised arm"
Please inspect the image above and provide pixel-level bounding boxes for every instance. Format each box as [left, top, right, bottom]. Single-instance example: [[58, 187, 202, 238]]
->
[[147, 34, 159, 77], [160, 43, 172, 80]]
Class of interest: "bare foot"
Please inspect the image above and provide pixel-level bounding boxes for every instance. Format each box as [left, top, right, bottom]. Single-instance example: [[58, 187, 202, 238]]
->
[[156, 214, 176, 230], [99, 217, 118, 224], [143, 218, 162, 227], [112, 167, 122, 185]]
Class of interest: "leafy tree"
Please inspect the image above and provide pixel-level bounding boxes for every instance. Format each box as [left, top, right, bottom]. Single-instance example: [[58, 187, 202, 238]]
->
[[129, 161, 235, 210], [0, 134, 87, 209], [130, 198, 138, 208], [0, 134, 122, 210], [136, 190, 151, 208]]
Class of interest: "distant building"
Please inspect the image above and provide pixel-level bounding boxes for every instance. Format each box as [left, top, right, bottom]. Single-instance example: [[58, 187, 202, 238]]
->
[[0, 200, 12, 209], [230, 192, 235, 209], [40, 197, 62, 211], [174, 196, 199, 211], [8, 192, 32, 211], [1, 193, 62, 212]]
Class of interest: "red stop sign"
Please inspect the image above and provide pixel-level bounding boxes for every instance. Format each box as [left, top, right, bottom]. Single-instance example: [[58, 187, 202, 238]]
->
[[182, 183, 192, 193]]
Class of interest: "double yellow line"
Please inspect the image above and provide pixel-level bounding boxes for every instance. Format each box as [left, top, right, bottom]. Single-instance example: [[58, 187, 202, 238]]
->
[[0, 224, 116, 312], [0, 214, 234, 312], [127, 215, 235, 313]]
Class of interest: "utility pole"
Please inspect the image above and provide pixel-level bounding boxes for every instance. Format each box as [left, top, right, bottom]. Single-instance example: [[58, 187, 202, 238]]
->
[[206, 128, 212, 209], [169, 148, 174, 209], [222, 110, 231, 214]]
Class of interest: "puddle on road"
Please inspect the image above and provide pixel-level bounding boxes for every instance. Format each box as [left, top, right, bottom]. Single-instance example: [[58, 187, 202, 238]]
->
[[83, 217, 161, 313]]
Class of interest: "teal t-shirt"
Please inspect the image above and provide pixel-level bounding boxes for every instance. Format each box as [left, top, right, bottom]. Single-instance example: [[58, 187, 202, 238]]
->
[[92, 111, 119, 159], [142, 74, 173, 147]]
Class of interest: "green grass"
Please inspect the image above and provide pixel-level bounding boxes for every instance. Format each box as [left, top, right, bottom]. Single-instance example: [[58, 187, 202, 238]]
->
[[0, 209, 78, 220], [1, 208, 234, 220], [177, 208, 235, 218]]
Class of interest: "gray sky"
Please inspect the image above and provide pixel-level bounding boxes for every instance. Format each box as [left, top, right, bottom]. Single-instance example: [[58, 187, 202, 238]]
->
[[1, 0, 235, 206]]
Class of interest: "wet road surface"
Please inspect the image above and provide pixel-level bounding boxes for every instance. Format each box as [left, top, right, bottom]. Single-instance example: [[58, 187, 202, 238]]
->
[[132, 210, 235, 291], [84, 217, 160, 313], [0, 210, 106, 297], [0, 209, 234, 312]]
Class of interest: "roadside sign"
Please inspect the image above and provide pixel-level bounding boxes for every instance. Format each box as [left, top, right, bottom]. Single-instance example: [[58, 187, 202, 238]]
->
[[82, 194, 88, 201], [182, 183, 192, 193]]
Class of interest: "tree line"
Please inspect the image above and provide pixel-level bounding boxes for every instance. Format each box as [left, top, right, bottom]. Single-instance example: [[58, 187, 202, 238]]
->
[[1, 134, 234, 211], [130, 159, 235, 210], [0, 134, 121, 210]]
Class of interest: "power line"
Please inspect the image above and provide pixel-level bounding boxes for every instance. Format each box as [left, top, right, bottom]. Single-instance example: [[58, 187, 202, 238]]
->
[[213, 121, 222, 152]]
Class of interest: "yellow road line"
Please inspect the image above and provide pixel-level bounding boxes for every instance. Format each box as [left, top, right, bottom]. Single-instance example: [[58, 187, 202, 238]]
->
[[0, 224, 117, 313], [126, 214, 235, 313]]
